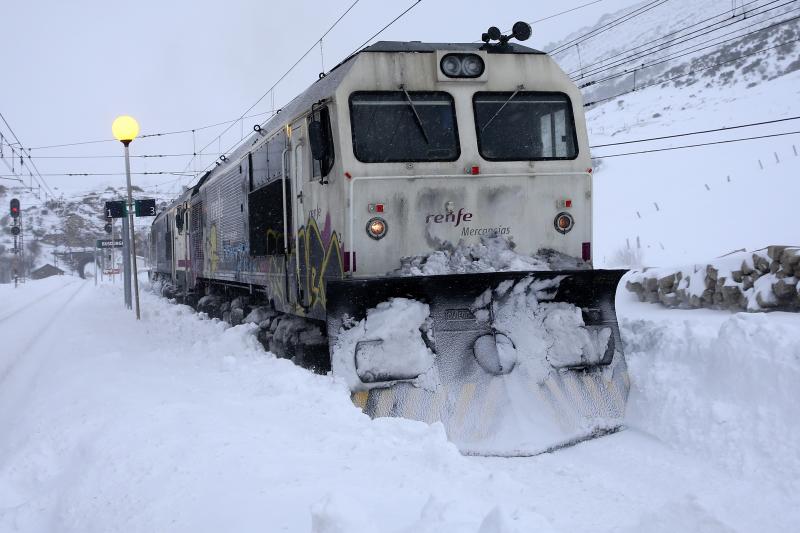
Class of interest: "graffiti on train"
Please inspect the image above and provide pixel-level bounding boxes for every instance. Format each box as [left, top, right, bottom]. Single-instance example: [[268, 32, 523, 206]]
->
[[296, 214, 344, 313]]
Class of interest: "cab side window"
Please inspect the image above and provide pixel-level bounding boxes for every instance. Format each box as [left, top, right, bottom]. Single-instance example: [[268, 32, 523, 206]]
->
[[309, 105, 334, 181]]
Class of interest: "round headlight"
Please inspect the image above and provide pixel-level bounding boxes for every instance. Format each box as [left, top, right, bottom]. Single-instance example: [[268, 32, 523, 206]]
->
[[554, 212, 574, 234], [440, 54, 485, 78], [440, 55, 462, 77], [461, 55, 485, 77], [366, 217, 388, 240]]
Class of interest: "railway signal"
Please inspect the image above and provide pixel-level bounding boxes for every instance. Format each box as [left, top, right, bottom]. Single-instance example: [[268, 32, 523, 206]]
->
[[104, 223, 113, 234], [134, 199, 156, 217], [105, 200, 127, 218], [10, 198, 20, 218]]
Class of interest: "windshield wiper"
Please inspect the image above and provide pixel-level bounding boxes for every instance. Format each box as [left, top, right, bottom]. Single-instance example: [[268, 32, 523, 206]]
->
[[400, 86, 431, 145], [481, 87, 522, 132]]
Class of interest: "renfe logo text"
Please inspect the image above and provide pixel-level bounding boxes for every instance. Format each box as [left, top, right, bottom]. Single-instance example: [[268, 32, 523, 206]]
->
[[425, 207, 473, 227]]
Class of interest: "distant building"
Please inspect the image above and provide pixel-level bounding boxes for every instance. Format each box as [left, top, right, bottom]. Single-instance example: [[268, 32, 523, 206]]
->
[[30, 264, 65, 280]]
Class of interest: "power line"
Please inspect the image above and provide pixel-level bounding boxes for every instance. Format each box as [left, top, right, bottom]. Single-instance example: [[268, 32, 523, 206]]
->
[[528, 0, 606, 26], [192, 0, 366, 167], [590, 115, 800, 148], [584, 34, 800, 106], [548, 0, 670, 55], [471, 1, 608, 44], [567, 0, 782, 78], [189, 0, 425, 188], [347, 0, 424, 56], [25, 110, 277, 151], [26, 153, 222, 159], [573, 0, 795, 82], [592, 129, 800, 158], [1, 171, 195, 177], [0, 111, 57, 199], [579, 9, 800, 88]]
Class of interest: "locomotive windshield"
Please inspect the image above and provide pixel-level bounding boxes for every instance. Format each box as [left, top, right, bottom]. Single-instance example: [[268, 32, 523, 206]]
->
[[473, 92, 578, 161], [349, 91, 460, 162]]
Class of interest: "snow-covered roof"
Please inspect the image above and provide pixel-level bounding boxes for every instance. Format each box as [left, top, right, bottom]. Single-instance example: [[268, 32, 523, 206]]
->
[[360, 41, 544, 55]]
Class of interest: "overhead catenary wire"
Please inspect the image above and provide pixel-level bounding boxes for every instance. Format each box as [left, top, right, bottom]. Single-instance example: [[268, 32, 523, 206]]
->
[[592, 129, 800, 158], [189, 0, 425, 189], [345, 0, 424, 59], [573, 0, 797, 84], [578, 9, 800, 89], [584, 34, 800, 106], [590, 114, 800, 148], [548, 0, 671, 55], [190, 0, 367, 173], [25, 153, 223, 159], [1, 171, 195, 177], [567, 0, 787, 79], [0, 111, 57, 199], [25, 110, 278, 151]]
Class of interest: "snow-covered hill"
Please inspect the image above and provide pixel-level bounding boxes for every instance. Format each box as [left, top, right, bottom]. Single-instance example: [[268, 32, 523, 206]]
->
[[542, 0, 800, 267], [0, 183, 171, 281]]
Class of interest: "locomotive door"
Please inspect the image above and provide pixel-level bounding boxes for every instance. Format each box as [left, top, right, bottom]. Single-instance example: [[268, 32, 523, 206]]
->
[[290, 120, 309, 308]]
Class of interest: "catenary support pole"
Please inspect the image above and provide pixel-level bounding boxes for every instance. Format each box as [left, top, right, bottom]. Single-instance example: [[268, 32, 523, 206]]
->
[[122, 215, 132, 308], [123, 142, 141, 319]]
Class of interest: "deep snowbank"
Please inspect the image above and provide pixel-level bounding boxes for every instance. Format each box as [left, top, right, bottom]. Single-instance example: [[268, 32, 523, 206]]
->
[[619, 300, 800, 484]]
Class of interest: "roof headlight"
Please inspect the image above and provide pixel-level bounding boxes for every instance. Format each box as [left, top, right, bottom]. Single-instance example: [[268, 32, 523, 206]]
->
[[441, 55, 463, 77], [440, 53, 484, 79], [461, 55, 484, 77], [366, 217, 388, 240]]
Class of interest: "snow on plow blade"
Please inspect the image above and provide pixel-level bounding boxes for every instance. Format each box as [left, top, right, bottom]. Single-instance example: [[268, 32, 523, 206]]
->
[[326, 270, 629, 456]]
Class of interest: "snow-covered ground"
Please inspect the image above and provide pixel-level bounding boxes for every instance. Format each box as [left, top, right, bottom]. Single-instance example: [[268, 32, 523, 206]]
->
[[1, 275, 798, 532], [589, 55, 800, 268]]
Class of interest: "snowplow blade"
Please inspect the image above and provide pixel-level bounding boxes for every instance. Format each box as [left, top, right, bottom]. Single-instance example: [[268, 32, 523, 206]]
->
[[326, 270, 629, 456]]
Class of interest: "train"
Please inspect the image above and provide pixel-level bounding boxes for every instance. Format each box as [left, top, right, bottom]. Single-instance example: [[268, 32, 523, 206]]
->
[[149, 23, 629, 455]]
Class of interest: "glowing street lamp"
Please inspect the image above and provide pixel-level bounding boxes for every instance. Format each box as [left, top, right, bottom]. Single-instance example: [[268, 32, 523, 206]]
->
[[112, 115, 141, 320], [112, 115, 140, 144]]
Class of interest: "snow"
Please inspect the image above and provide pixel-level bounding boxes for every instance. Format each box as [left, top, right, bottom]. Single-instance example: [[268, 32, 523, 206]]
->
[[473, 275, 612, 374], [394, 236, 588, 275], [331, 297, 437, 391], [2, 2, 800, 529], [621, 310, 800, 482], [0, 273, 799, 531], [589, 67, 800, 268]]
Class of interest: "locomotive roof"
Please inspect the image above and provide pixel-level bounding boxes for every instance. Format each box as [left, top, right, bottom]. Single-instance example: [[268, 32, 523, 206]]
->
[[360, 41, 545, 55]]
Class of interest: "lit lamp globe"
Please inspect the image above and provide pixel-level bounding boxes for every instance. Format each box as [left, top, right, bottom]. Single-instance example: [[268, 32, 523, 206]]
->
[[112, 115, 140, 145]]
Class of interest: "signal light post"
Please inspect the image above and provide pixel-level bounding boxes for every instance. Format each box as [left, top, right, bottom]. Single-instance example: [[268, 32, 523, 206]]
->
[[112, 115, 142, 320], [10, 198, 22, 287]]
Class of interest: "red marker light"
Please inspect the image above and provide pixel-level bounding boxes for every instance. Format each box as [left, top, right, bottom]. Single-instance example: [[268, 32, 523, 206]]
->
[[565, 199, 572, 208], [376, 203, 384, 213], [472, 166, 480, 175], [10, 198, 20, 218], [345, 172, 352, 180]]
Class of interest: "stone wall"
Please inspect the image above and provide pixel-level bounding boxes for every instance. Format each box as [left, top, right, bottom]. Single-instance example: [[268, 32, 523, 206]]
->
[[625, 246, 800, 312]]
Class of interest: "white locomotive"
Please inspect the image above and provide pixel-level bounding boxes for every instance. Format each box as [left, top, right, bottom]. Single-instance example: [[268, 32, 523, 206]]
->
[[151, 24, 628, 455]]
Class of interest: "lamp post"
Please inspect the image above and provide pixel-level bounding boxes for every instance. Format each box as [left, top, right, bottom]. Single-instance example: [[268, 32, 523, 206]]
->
[[112, 115, 141, 320]]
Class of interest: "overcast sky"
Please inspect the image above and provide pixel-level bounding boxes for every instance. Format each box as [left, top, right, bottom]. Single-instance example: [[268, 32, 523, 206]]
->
[[1, 0, 635, 198]]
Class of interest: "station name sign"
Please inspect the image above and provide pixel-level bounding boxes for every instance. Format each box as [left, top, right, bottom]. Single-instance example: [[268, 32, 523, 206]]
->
[[97, 239, 124, 249]]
